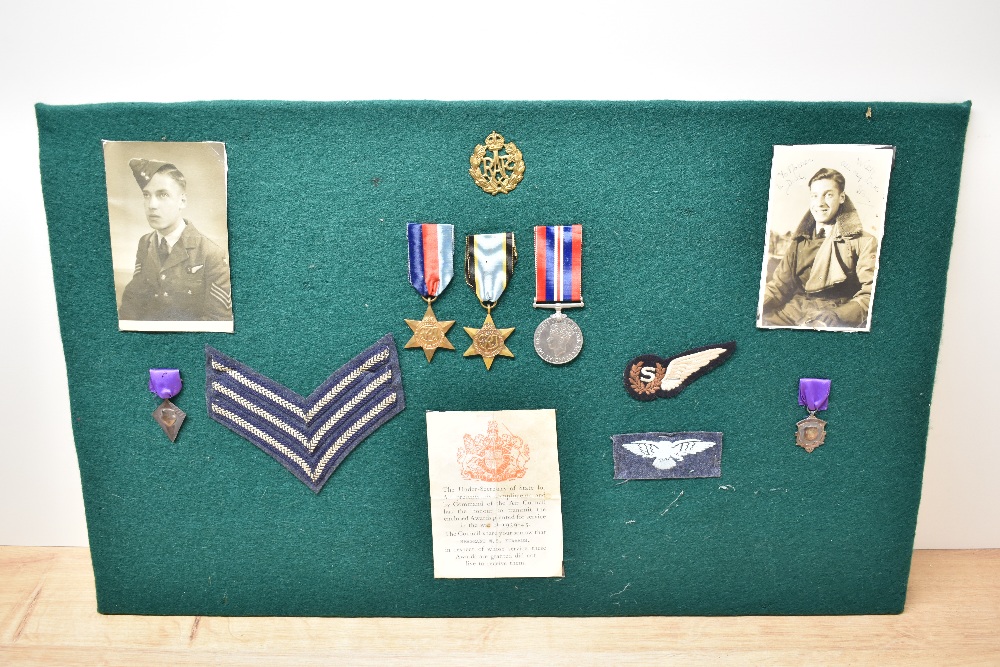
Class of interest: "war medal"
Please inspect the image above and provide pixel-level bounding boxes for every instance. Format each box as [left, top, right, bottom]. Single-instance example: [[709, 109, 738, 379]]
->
[[469, 131, 525, 195], [149, 368, 185, 442], [404, 223, 456, 362], [463, 233, 517, 369], [796, 378, 831, 452], [533, 225, 584, 364]]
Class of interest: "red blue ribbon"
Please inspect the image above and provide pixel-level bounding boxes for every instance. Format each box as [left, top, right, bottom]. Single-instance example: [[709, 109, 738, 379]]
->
[[407, 223, 454, 299], [534, 225, 582, 305]]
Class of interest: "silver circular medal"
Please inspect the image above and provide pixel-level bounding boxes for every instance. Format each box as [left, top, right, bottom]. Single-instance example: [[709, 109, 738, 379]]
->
[[533, 312, 583, 364]]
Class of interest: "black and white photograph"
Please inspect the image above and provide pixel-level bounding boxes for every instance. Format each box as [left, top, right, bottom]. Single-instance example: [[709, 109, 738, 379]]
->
[[103, 140, 233, 332], [756, 144, 895, 332]]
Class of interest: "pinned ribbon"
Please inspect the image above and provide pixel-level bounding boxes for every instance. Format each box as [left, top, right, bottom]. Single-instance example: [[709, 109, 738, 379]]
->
[[149, 369, 185, 442]]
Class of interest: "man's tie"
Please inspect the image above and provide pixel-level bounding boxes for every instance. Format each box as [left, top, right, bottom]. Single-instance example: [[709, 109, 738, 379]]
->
[[158, 237, 170, 265]]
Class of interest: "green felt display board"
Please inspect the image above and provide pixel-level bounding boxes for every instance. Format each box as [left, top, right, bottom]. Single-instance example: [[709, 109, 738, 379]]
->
[[36, 100, 970, 616]]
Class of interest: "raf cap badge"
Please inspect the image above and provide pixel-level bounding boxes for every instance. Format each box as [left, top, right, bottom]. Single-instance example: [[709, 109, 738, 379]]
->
[[624, 342, 736, 401], [796, 378, 831, 452], [469, 131, 525, 195]]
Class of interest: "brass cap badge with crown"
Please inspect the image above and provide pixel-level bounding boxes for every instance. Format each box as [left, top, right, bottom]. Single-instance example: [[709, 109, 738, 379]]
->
[[469, 131, 525, 195]]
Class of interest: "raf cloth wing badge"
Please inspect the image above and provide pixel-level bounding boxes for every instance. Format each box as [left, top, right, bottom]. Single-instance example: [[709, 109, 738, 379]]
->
[[205, 334, 405, 493], [612, 431, 723, 479], [469, 132, 525, 195], [623, 341, 736, 401]]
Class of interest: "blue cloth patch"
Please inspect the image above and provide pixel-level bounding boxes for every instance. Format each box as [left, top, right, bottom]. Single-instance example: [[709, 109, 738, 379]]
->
[[612, 431, 723, 479], [205, 334, 405, 493]]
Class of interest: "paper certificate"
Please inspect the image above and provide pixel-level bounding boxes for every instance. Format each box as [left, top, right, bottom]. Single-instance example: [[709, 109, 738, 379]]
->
[[426, 409, 564, 578]]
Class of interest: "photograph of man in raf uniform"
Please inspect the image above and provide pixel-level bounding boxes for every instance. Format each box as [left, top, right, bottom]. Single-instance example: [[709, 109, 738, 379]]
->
[[104, 141, 233, 332], [756, 145, 894, 332]]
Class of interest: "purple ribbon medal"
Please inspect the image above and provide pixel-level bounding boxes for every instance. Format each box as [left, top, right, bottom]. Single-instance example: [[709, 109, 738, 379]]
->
[[795, 378, 830, 453], [149, 369, 186, 442]]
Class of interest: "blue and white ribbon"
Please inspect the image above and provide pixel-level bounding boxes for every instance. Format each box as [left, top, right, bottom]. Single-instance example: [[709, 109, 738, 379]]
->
[[205, 334, 405, 493], [464, 232, 516, 307]]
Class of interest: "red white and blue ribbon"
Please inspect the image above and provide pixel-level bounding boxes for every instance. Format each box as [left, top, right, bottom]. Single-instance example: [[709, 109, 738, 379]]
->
[[534, 225, 582, 305], [407, 223, 454, 299]]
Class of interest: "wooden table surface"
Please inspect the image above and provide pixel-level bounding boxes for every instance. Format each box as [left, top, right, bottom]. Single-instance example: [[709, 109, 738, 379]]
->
[[1, 547, 997, 666]]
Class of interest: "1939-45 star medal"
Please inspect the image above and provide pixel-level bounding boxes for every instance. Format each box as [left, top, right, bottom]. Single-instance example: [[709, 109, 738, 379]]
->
[[404, 223, 456, 362], [533, 224, 584, 364], [464, 232, 517, 369], [469, 131, 525, 195]]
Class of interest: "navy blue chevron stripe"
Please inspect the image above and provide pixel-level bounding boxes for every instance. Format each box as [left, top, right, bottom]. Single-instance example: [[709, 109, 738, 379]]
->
[[207, 362, 398, 456], [205, 334, 406, 493]]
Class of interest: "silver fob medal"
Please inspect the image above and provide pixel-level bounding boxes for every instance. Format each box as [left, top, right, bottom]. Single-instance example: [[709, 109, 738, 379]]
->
[[534, 309, 583, 365]]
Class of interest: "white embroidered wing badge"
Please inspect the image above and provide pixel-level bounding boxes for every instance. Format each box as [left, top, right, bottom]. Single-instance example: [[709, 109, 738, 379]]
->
[[623, 438, 717, 470]]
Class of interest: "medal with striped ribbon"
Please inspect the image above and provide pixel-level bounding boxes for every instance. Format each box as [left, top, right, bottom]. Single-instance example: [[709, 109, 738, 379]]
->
[[533, 224, 584, 364], [404, 223, 456, 362], [463, 232, 517, 369]]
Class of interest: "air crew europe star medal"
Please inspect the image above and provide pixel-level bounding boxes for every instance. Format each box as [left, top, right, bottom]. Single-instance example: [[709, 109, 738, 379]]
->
[[464, 232, 517, 370]]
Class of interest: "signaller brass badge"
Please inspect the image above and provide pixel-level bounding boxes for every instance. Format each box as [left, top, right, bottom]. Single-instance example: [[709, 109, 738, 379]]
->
[[469, 131, 525, 195]]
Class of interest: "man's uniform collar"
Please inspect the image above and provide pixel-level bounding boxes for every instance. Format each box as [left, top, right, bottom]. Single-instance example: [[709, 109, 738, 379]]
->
[[156, 219, 187, 250]]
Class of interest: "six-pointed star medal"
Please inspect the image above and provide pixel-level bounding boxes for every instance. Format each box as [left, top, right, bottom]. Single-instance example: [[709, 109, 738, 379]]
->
[[463, 312, 514, 370], [404, 303, 456, 362]]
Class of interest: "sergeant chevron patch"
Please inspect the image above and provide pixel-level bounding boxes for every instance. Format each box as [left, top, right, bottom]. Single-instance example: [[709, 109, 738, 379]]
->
[[205, 334, 405, 493]]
